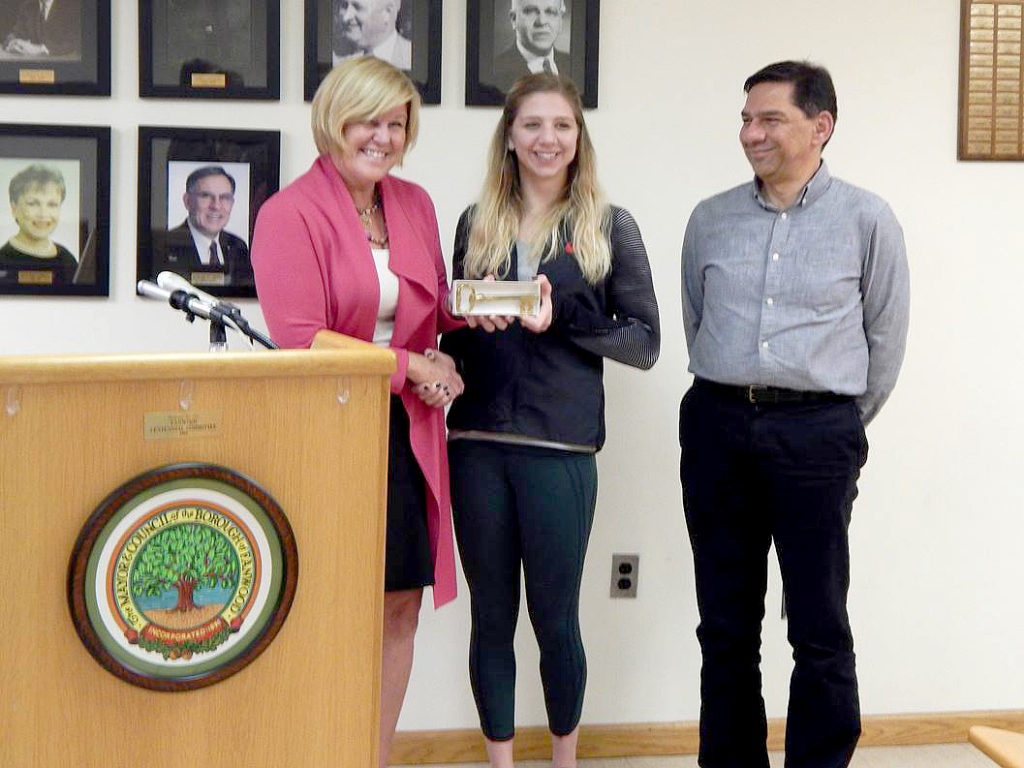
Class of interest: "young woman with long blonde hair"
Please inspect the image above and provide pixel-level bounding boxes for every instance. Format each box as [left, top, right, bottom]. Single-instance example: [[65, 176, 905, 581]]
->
[[441, 73, 660, 768]]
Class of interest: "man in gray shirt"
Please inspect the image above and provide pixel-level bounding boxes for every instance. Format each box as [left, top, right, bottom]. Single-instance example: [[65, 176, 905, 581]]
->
[[679, 61, 909, 767]]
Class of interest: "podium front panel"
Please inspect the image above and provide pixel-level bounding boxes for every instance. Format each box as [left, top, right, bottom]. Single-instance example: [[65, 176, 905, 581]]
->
[[0, 348, 393, 768]]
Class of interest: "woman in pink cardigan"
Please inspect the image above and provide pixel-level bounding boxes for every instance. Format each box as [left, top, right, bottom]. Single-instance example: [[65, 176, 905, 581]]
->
[[250, 57, 463, 768]]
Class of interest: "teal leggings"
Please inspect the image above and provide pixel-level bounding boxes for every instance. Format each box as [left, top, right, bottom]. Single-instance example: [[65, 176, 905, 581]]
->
[[449, 440, 598, 741]]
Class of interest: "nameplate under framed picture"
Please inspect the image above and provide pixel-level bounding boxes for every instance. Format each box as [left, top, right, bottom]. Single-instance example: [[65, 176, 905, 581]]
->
[[136, 126, 281, 299], [0, 123, 110, 296], [304, 0, 442, 104], [0, 0, 111, 96], [139, 0, 280, 100], [465, 0, 600, 108]]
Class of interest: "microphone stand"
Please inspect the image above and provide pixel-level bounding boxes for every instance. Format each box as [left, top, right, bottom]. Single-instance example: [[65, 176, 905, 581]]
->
[[207, 302, 277, 351], [152, 271, 278, 351], [209, 321, 228, 353], [139, 279, 279, 351], [168, 289, 232, 352]]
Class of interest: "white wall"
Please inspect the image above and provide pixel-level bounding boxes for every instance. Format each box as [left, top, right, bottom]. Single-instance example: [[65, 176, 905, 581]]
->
[[3, 0, 1023, 730]]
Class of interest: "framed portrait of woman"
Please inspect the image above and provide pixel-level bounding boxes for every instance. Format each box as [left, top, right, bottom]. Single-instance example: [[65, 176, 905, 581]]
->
[[0, 124, 110, 296], [140, 0, 280, 99], [137, 126, 280, 299], [465, 0, 599, 108], [0, 0, 111, 95], [304, 0, 442, 104]]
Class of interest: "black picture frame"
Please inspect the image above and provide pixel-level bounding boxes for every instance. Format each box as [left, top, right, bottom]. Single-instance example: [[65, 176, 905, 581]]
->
[[304, 0, 442, 104], [139, 0, 280, 100], [137, 126, 280, 299], [466, 0, 599, 108], [0, 0, 111, 96], [0, 124, 110, 296]]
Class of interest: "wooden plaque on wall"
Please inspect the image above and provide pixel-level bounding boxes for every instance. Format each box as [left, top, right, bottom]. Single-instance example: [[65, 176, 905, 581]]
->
[[958, 0, 1024, 160]]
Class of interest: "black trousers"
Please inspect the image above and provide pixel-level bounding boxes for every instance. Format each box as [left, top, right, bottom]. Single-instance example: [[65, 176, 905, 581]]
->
[[679, 381, 868, 768], [449, 440, 598, 741]]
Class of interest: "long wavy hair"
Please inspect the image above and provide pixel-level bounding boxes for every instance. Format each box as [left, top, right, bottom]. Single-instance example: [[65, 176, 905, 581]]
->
[[463, 73, 611, 284]]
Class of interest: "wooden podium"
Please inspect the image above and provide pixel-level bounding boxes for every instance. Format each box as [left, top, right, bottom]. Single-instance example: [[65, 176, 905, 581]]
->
[[0, 331, 394, 768]]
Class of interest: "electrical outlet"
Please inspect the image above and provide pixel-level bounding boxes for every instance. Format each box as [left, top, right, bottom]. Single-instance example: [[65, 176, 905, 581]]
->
[[610, 554, 639, 598]]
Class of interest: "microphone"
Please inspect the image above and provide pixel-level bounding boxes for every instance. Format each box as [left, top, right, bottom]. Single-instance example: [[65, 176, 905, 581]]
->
[[138, 276, 278, 350], [156, 271, 234, 310], [136, 279, 171, 302], [136, 280, 223, 323]]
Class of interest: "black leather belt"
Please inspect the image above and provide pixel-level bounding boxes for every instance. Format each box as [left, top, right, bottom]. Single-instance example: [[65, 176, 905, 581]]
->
[[695, 378, 850, 405]]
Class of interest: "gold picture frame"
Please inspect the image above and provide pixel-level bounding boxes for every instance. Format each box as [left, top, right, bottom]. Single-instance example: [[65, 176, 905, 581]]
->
[[958, 0, 1024, 160]]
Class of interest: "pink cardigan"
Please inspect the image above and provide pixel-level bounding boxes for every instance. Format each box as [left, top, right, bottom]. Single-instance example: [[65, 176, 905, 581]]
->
[[251, 155, 460, 608]]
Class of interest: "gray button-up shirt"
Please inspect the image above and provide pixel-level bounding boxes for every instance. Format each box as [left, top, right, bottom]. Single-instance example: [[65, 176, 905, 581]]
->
[[681, 162, 909, 424]]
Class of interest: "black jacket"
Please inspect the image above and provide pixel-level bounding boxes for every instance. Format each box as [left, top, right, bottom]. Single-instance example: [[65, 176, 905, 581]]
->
[[441, 206, 660, 451], [6, 0, 79, 57], [151, 221, 254, 288]]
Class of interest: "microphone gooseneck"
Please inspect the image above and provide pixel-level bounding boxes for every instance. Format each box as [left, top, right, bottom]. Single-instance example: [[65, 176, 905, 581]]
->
[[136, 276, 278, 350]]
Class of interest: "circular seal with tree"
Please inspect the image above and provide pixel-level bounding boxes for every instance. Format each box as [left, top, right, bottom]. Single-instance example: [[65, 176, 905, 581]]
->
[[68, 463, 298, 691]]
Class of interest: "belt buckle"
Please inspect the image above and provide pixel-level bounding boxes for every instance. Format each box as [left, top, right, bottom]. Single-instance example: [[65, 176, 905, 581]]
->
[[747, 385, 758, 403]]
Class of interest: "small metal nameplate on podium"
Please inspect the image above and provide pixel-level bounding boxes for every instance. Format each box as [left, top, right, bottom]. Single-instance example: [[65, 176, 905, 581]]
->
[[144, 411, 222, 440], [452, 279, 540, 317]]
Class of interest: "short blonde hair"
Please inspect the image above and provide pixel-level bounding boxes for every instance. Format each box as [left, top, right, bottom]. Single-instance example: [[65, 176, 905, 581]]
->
[[311, 57, 421, 162]]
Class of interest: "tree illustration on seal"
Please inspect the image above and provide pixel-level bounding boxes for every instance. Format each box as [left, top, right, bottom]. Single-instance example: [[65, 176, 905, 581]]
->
[[129, 522, 241, 660], [133, 523, 239, 612]]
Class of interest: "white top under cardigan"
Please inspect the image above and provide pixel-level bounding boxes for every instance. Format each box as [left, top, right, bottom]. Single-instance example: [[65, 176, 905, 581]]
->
[[371, 248, 399, 346]]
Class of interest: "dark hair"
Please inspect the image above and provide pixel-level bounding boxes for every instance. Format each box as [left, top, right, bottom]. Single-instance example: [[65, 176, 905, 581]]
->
[[185, 165, 236, 195], [744, 60, 838, 126], [9, 163, 66, 204]]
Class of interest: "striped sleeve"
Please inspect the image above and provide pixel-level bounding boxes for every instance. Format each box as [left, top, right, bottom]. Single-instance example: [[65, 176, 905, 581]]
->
[[566, 206, 661, 370]]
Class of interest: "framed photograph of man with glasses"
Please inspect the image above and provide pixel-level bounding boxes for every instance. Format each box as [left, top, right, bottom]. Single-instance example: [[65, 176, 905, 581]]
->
[[304, 0, 442, 103], [137, 127, 280, 299], [466, 0, 599, 107], [0, 0, 110, 95]]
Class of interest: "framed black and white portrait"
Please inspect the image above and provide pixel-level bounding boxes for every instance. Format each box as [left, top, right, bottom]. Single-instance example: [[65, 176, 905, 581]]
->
[[304, 0, 442, 104], [466, 0, 599, 108], [0, 124, 110, 296], [137, 127, 280, 298], [139, 0, 280, 99], [0, 0, 110, 95]]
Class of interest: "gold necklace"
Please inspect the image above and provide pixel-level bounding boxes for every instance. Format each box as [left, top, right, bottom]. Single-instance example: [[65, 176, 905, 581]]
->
[[356, 197, 380, 225], [357, 191, 388, 248]]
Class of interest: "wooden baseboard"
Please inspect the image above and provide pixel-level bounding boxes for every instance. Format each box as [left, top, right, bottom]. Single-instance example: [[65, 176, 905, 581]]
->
[[391, 710, 1024, 764]]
